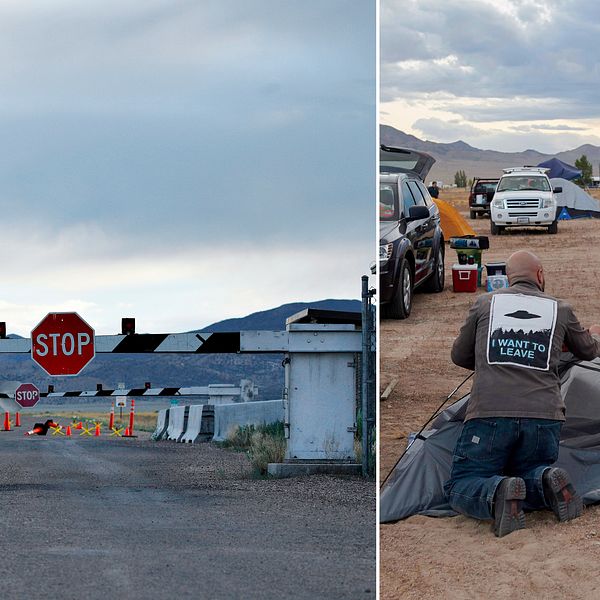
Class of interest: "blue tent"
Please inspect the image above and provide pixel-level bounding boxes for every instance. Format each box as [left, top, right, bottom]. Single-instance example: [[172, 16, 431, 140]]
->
[[537, 157, 582, 180]]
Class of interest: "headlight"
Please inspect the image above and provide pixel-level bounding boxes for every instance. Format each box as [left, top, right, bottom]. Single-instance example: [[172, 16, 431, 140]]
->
[[380, 243, 393, 261], [542, 198, 556, 208], [492, 198, 504, 209]]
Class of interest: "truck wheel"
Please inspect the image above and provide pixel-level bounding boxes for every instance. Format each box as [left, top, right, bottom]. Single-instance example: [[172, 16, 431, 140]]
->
[[490, 221, 502, 235], [548, 220, 558, 234], [384, 258, 413, 319], [470, 210, 477, 219]]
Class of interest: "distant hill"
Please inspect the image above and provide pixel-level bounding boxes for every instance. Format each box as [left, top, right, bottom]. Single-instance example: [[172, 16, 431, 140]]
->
[[2, 299, 361, 402], [381, 124, 600, 184], [198, 299, 361, 332]]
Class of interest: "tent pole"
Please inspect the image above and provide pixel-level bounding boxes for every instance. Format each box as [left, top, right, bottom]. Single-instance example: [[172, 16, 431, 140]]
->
[[380, 371, 473, 489]]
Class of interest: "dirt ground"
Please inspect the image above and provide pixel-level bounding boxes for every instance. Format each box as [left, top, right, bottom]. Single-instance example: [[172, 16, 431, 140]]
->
[[380, 188, 600, 600]]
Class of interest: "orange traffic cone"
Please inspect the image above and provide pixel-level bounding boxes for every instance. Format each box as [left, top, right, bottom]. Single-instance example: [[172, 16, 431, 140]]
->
[[65, 425, 72, 436], [3, 412, 10, 431], [15, 412, 20, 427], [125, 428, 130, 436], [94, 423, 101, 436], [76, 421, 82, 430]]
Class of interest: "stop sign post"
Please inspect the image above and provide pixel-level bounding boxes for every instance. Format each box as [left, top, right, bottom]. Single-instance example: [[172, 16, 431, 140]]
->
[[15, 383, 40, 408], [31, 313, 95, 376]]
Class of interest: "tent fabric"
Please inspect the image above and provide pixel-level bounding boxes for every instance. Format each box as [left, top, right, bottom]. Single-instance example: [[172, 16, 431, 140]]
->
[[380, 357, 600, 523], [432, 198, 476, 238], [552, 178, 600, 219], [537, 158, 582, 180]]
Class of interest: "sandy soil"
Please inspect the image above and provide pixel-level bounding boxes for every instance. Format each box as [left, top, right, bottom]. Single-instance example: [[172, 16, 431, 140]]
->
[[380, 188, 600, 600]]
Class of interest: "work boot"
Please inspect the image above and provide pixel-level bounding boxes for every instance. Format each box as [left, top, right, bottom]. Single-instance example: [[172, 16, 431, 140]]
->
[[493, 477, 526, 538], [543, 467, 583, 522]]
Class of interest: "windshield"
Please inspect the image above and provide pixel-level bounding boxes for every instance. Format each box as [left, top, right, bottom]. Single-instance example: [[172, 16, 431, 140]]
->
[[380, 184, 397, 221], [497, 175, 550, 192], [474, 182, 497, 193]]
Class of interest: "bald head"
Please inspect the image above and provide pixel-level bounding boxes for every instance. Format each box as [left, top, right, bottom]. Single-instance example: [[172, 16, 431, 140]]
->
[[506, 250, 545, 290]]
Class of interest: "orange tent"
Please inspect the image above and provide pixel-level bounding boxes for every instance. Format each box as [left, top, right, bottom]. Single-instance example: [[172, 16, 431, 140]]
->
[[432, 198, 476, 238]]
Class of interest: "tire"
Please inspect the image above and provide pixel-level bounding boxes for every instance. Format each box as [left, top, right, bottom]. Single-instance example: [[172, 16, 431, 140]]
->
[[423, 247, 445, 293], [384, 258, 413, 319], [490, 220, 502, 235], [470, 210, 477, 219], [548, 220, 558, 234]]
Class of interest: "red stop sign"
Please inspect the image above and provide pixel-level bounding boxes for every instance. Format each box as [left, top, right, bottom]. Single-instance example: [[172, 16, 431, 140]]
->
[[31, 312, 95, 376], [15, 383, 40, 408]]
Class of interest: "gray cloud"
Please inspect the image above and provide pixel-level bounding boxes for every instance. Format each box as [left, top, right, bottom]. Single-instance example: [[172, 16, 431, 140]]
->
[[0, 1, 376, 332], [412, 116, 600, 154], [528, 123, 587, 131], [0, 1, 375, 246], [382, 0, 600, 121]]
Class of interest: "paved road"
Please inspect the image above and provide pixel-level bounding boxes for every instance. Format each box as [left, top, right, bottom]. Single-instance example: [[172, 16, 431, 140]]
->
[[0, 419, 375, 599]]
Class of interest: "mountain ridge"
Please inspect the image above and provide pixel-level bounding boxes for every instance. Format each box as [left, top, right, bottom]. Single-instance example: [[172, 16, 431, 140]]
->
[[380, 124, 600, 183]]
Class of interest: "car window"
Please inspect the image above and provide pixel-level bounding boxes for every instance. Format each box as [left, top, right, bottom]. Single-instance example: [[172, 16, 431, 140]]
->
[[473, 181, 498, 193], [414, 181, 432, 206], [401, 181, 417, 217], [497, 176, 550, 192], [407, 181, 427, 207], [379, 184, 397, 221]]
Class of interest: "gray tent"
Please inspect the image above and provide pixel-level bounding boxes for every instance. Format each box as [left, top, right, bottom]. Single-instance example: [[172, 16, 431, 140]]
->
[[380, 357, 600, 523], [552, 178, 600, 219]]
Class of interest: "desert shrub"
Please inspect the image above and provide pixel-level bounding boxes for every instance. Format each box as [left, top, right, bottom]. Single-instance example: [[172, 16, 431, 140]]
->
[[223, 421, 284, 451], [247, 423, 286, 475], [222, 424, 257, 450]]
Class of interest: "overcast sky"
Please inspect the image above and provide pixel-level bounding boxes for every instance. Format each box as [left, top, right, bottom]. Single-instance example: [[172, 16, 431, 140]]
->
[[0, 1, 375, 336], [381, 0, 600, 153]]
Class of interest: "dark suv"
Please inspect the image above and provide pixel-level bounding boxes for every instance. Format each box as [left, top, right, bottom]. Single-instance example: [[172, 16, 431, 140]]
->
[[379, 146, 445, 319], [468, 178, 499, 219]]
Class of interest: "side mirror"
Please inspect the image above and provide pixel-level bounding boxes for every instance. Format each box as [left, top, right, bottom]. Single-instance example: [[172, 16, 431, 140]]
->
[[407, 205, 430, 221], [553, 187, 563, 194]]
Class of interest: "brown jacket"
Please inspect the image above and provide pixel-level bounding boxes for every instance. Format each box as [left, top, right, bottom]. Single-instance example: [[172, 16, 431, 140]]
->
[[452, 277, 600, 421]]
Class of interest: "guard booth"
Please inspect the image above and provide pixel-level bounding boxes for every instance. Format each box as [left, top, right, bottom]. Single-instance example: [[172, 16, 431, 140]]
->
[[239, 308, 363, 475], [282, 309, 360, 461]]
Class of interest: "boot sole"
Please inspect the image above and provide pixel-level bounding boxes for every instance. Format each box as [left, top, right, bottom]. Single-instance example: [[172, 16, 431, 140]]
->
[[494, 477, 526, 538], [545, 468, 583, 522]]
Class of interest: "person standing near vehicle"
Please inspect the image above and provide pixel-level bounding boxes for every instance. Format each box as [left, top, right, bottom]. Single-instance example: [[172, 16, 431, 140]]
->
[[427, 181, 439, 198], [444, 250, 600, 537]]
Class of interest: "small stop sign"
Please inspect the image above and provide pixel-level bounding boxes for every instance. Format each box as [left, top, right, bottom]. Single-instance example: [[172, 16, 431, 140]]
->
[[31, 312, 95, 376], [15, 383, 40, 408]]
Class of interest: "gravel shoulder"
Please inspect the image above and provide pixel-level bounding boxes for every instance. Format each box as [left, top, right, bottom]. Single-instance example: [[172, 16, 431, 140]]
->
[[0, 416, 375, 599]]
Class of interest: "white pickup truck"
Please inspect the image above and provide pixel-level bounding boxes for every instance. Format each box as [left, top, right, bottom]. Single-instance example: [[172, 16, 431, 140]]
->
[[490, 167, 562, 235]]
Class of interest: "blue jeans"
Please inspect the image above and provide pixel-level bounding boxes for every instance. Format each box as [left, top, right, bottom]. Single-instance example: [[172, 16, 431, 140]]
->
[[444, 417, 562, 520]]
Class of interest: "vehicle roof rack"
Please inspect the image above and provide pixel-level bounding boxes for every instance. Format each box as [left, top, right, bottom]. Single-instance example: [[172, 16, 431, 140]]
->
[[502, 166, 550, 174]]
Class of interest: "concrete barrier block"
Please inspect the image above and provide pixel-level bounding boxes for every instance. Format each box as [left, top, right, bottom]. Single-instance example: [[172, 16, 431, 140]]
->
[[212, 400, 284, 442], [180, 405, 204, 443]]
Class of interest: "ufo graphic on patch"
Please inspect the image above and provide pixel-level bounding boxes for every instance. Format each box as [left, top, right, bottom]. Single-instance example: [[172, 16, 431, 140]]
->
[[488, 294, 558, 371], [504, 310, 541, 320]]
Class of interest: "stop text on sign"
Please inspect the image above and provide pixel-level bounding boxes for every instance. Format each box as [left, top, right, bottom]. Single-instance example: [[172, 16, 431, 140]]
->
[[15, 383, 40, 408], [16, 389, 37, 401], [31, 312, 95, 376], [34, 332, 92, 357]]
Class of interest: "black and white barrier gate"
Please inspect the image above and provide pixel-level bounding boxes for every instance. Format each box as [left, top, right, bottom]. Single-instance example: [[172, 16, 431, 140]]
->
[[0, 309, 364, 462], [3, 380, 258, 403]]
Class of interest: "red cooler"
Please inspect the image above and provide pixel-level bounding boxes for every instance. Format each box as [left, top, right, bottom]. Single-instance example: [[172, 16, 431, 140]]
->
[[452, 263, 478, 293]]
